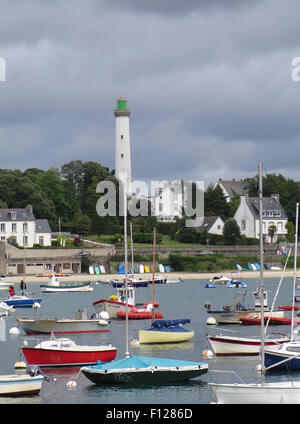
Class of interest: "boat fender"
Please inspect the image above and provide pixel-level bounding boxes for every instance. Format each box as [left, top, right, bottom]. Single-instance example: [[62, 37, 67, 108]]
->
[[131, 307, 137, 312], [98, 319, 108, 326], [66, 380, 77, 389], [9, 327, 20, 335], [202, 349, 213, 358], [206, 317, 217, 325], [14, 360, 27, 369], [99, 311, 110, 320]]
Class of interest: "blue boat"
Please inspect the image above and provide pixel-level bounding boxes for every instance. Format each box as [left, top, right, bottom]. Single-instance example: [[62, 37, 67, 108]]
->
[[2, 295, 42, 308], [265, 340, 300, 371]]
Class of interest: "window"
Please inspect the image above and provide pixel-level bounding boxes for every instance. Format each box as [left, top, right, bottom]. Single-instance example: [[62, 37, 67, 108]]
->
[[0, 236, 5, 241], [0, 223, 5, 232], [23, 223, 28, 233], [39, 236, 44, 246], [23, 236, 28, 246], [9, 211, 17, 220], [241, 220, 246, 231], [120, 135, 124, 140], [11, 223, 17, 233], [121, 153, 124, 158]]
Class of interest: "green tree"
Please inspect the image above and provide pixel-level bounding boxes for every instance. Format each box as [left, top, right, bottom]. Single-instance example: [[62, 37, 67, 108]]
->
[[204, 184, 230, 220], [76, 215, 91, 236], [223, 218, 241, 245], [268, 224, 277, 243], [286, 221, 295, 242]]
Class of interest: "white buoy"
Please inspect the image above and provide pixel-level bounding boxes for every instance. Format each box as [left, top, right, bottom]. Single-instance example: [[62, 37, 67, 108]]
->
[[23, 340, 28, 346], [130, 339, 140, 346], [14, 360, 27, 369], [206, 317, 217, 325], [202, 349, 213, 358], [9, 327, 20, 335], [66, 380, 77, 389], [33, 302, 41, 309], [256, 363, 262, 372], [99, 311, 110, 320]]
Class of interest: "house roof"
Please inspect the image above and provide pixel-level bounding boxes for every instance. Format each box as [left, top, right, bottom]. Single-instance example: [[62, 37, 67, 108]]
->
[[197, 216, 222, 232], [0, 208, 35, 221], [218, 179, 248, 197], [246, 196, 288, 220], [35, 219, 52, 233]]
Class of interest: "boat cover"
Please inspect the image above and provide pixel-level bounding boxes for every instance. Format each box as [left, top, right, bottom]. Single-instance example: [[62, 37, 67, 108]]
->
[[83, 355, 206, 371], [151, 319, 190, 329]]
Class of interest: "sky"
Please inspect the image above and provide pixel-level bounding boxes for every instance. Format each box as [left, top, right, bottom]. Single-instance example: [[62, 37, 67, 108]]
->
[[1, 0, 300, 188]]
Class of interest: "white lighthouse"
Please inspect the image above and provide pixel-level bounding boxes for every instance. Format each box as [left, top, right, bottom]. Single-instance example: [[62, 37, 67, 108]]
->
[[114, 96, 132, 196]]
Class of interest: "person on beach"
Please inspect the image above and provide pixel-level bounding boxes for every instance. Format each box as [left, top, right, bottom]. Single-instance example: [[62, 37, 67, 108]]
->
[[20, 279, 26, 295], [8, 285, 15, 297]]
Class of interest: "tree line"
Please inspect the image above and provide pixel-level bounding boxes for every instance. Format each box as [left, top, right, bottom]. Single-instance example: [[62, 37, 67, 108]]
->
[[0, 162, 298, 241]]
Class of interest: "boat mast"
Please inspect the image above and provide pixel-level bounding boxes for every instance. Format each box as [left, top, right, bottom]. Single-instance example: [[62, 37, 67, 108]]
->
[[291, 202, 299, 341], [152, 227, 156, 322], [130, 222, 134, 274], [123, 185, 129, 358], [258, 160, 265, 374]]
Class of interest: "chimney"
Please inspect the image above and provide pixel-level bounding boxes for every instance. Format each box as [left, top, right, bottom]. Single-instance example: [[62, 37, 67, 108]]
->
[[26, 204, 33, 214], [271, 194, 279, 202]]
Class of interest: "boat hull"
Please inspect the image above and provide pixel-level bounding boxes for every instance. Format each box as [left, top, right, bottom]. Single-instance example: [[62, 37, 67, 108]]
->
[[16, 317, 110, 334], [117, 311, 163, 320], [22, 346, 117, 367], [93, 300, 134, 318], [81, 359, 208, 384], [264, 344, 300, 370], [0, 374, 43, 396], [207, 310, 284, 325], [209, 381, 300, 404], [2, 297, 42, 308], [207, 335, 290, 356], [139, 329, 194, 344], [40, 282, 92, 292]]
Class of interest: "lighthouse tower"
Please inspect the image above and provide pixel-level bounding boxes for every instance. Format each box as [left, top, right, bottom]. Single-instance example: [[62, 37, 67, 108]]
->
[[114, 96, 132, 196]]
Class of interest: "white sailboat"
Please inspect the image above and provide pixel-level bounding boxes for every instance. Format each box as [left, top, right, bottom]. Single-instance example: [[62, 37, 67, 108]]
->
[[209, 161, 300, 404]]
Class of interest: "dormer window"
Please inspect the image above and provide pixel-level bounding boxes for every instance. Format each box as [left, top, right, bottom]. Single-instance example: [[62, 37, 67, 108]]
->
[[9, 211, 17, 220]]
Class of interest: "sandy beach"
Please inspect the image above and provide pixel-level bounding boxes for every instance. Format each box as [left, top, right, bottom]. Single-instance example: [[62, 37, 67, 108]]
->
[[2, 269, 297, 284]]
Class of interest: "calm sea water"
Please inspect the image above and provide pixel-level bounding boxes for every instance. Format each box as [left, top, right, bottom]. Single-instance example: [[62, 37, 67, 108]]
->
[[0, 275, 296, 407]]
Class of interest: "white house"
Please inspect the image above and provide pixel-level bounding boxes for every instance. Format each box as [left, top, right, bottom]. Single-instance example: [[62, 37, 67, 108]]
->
[[234, 194, 288, 242], [152, 180, 184, 222], [0, 205, 52, 247], [216, 179, 248, 202], [197, 216, 224, 235]]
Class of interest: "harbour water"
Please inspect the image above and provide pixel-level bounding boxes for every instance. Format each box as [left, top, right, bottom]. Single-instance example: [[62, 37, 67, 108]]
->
[[0, 275, 296, 406]]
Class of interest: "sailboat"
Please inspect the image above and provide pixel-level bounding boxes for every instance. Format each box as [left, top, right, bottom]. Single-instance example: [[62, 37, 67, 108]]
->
[[138, 228, 194, 344], [264, 202, 300, 371], [81, 184, 208, 384], [209, 161, 300, 404]]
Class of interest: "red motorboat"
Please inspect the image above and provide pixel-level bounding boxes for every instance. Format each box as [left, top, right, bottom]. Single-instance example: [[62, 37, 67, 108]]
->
[[22, 337, 117, 367]]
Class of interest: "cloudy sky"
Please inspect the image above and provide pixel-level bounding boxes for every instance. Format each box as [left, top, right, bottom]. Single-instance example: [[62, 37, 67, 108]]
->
[[1, 0, 300, 187]]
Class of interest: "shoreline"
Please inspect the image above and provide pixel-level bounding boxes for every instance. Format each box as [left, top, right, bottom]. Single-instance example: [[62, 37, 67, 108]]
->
[[3, 269, 297, 284]]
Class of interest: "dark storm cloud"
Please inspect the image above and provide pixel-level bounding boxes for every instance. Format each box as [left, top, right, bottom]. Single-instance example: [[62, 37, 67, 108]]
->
[[0, 0, 300, 186]]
